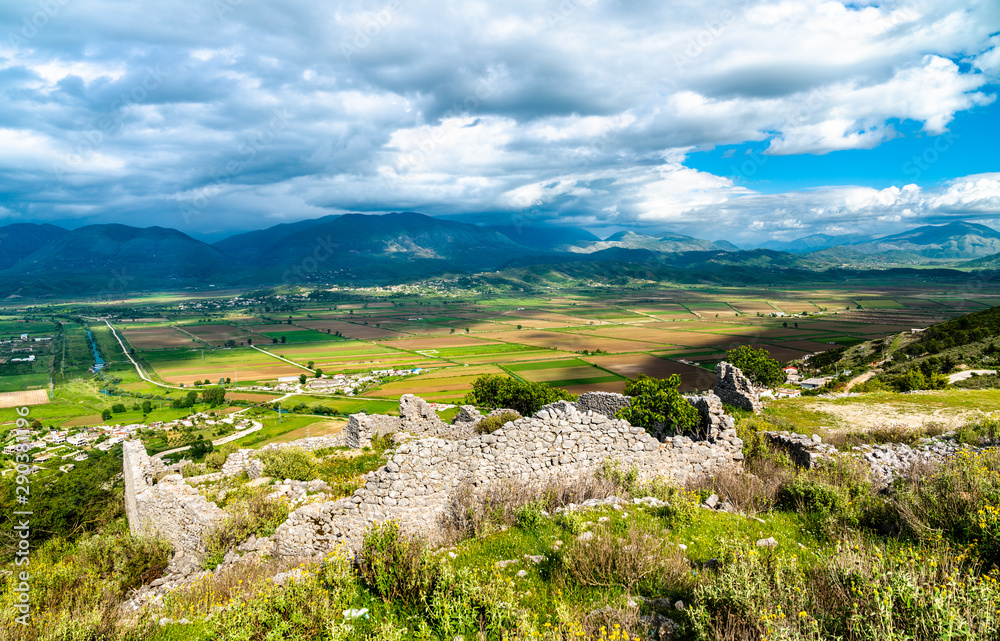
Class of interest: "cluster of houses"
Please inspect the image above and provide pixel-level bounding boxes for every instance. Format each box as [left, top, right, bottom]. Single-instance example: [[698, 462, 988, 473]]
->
[[145, 411, 256, 434], [1, 422, 141, 476], [0, 333, 52, 364], [246, 368, 420, 396]]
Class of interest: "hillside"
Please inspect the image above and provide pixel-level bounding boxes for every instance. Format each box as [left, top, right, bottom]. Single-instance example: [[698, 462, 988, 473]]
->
[[557, 230, 734, 254], [0, 223, 68, 269], [484, 224, 600, 249], [808, 222, 1000, 264], [0, 224, 232, 292]]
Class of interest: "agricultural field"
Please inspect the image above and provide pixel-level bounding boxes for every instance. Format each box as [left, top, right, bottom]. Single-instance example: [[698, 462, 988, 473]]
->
[[0, 283, 994, 431]]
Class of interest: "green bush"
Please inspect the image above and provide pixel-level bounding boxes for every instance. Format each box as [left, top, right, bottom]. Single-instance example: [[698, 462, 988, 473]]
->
[[615, 374, 700, 434], [358, 520, 439, 606], [514, 499, 546, 530], [955, 413, 1000, 445], [256, 447, 316, 481], [475, 410, 521, 434], [465, 374, 576, 416], [726, 344, 786, 388], [204, 487, 290, 568]]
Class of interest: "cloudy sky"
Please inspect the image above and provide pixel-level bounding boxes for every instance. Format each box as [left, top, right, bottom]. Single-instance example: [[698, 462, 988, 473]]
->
[[1, 0, 998, 244]]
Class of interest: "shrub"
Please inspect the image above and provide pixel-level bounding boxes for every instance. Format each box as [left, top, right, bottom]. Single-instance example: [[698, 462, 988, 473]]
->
[[256, 447, 316, 481], [563, 521, 692, 593], [465, 374, 576, 415], [204, 487, 290, 568], [955, 413, 1000, 445], [725, 344, 786, 388], [514, 499, 546, 530], [475, 410, 521, 434], [616, 374, 700, 435], [358, 520, 439, 606]]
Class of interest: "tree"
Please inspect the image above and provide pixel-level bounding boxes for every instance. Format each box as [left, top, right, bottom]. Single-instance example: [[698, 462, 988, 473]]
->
[[189, 437, 214, 459], [30, 419, 42, 430], [465, 374, 576, 416], [201, 386, 226, 407], [247, 338, 253, 346], [101, 409, 112, 421], [314, 368, 323, 378], [307, 361, 314, 369], [299, 373, 308, 385], [725, 345, 786, 388], [141, 400, 153, 414], [616, 374, 700, 434], [111, 403, 126, 414], [517, 325, 523, 330], [280, 336, 287, 344], [225, 339, 236, 347]]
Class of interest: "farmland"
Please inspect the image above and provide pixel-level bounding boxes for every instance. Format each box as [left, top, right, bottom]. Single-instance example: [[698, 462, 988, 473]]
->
[[0, 282, 995, 429]]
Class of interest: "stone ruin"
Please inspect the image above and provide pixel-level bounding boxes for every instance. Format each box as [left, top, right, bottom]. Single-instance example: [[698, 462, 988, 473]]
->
[[713, 361, 762, 413], [124, 385, 750, 566]]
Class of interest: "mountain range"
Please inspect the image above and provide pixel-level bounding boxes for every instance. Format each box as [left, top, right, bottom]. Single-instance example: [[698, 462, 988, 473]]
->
[[1, 214, 999, 295]]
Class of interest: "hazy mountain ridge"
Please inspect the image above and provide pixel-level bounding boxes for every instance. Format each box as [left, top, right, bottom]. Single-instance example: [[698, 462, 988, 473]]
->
[[555, 230, 736, 254], [1, 216, 999, 294]]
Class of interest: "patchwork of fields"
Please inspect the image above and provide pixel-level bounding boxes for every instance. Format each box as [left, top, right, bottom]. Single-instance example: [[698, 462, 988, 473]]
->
[[93, 287, 994, 404]]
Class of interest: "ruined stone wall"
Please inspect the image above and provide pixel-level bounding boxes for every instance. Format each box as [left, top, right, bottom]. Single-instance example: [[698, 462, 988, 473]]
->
[[123, 440, 226, 556], [576, 391, 632, 418], [345, 413, 402, 449], [274, 399, 743, 557], [713, 361, 762, 412]]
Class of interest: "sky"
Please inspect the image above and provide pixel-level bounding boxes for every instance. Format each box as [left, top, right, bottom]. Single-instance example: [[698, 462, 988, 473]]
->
[[1, 0, 998, 245]]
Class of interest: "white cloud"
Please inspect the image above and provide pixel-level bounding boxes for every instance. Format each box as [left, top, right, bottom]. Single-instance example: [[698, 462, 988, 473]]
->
[[0, 0, 996, 238]]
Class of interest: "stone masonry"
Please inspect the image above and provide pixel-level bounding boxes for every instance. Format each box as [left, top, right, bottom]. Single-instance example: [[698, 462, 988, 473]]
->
[[273, 397, 743, 557], [124, 379, 749, 562], [123, 440, 226, 555], [713, 361, 762, 413]]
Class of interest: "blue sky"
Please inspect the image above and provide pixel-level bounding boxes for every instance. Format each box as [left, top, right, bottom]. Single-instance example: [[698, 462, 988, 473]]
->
[[0, 0, 998, 245]]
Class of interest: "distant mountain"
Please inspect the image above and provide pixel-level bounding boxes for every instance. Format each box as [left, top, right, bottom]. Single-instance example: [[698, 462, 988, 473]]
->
[[2, 224, 231, 288], [212, 214, 342, 264], [220, 212, 532, 279], [759, 233, 869, 253], [809, 222, 1000, 264], [0, 223, 68, 269], [558, 231, 734, 254], [963, 252, 1000, 269], [484, 224, 600, 249]]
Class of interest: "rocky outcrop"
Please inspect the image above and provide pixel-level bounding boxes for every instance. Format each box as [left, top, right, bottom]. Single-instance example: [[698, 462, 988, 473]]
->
[[713, 361, 762, 413]]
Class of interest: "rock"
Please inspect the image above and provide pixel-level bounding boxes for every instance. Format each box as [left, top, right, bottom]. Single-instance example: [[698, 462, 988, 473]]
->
[[756, 537, 778, 549], [674, 600, 686, 611], [578, 531, 594, 542], [703, 493, 719, 509]]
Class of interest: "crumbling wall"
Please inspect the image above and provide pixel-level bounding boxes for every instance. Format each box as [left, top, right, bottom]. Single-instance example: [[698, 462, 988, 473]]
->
[[274, 398, 743, 557], [123, 440, 226, 556], [576, 391, 632, 418], [713, 361, 762, 413]]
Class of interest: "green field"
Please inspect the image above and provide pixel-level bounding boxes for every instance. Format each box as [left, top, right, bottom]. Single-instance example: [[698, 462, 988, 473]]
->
[[0, 284, 993, 430]]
